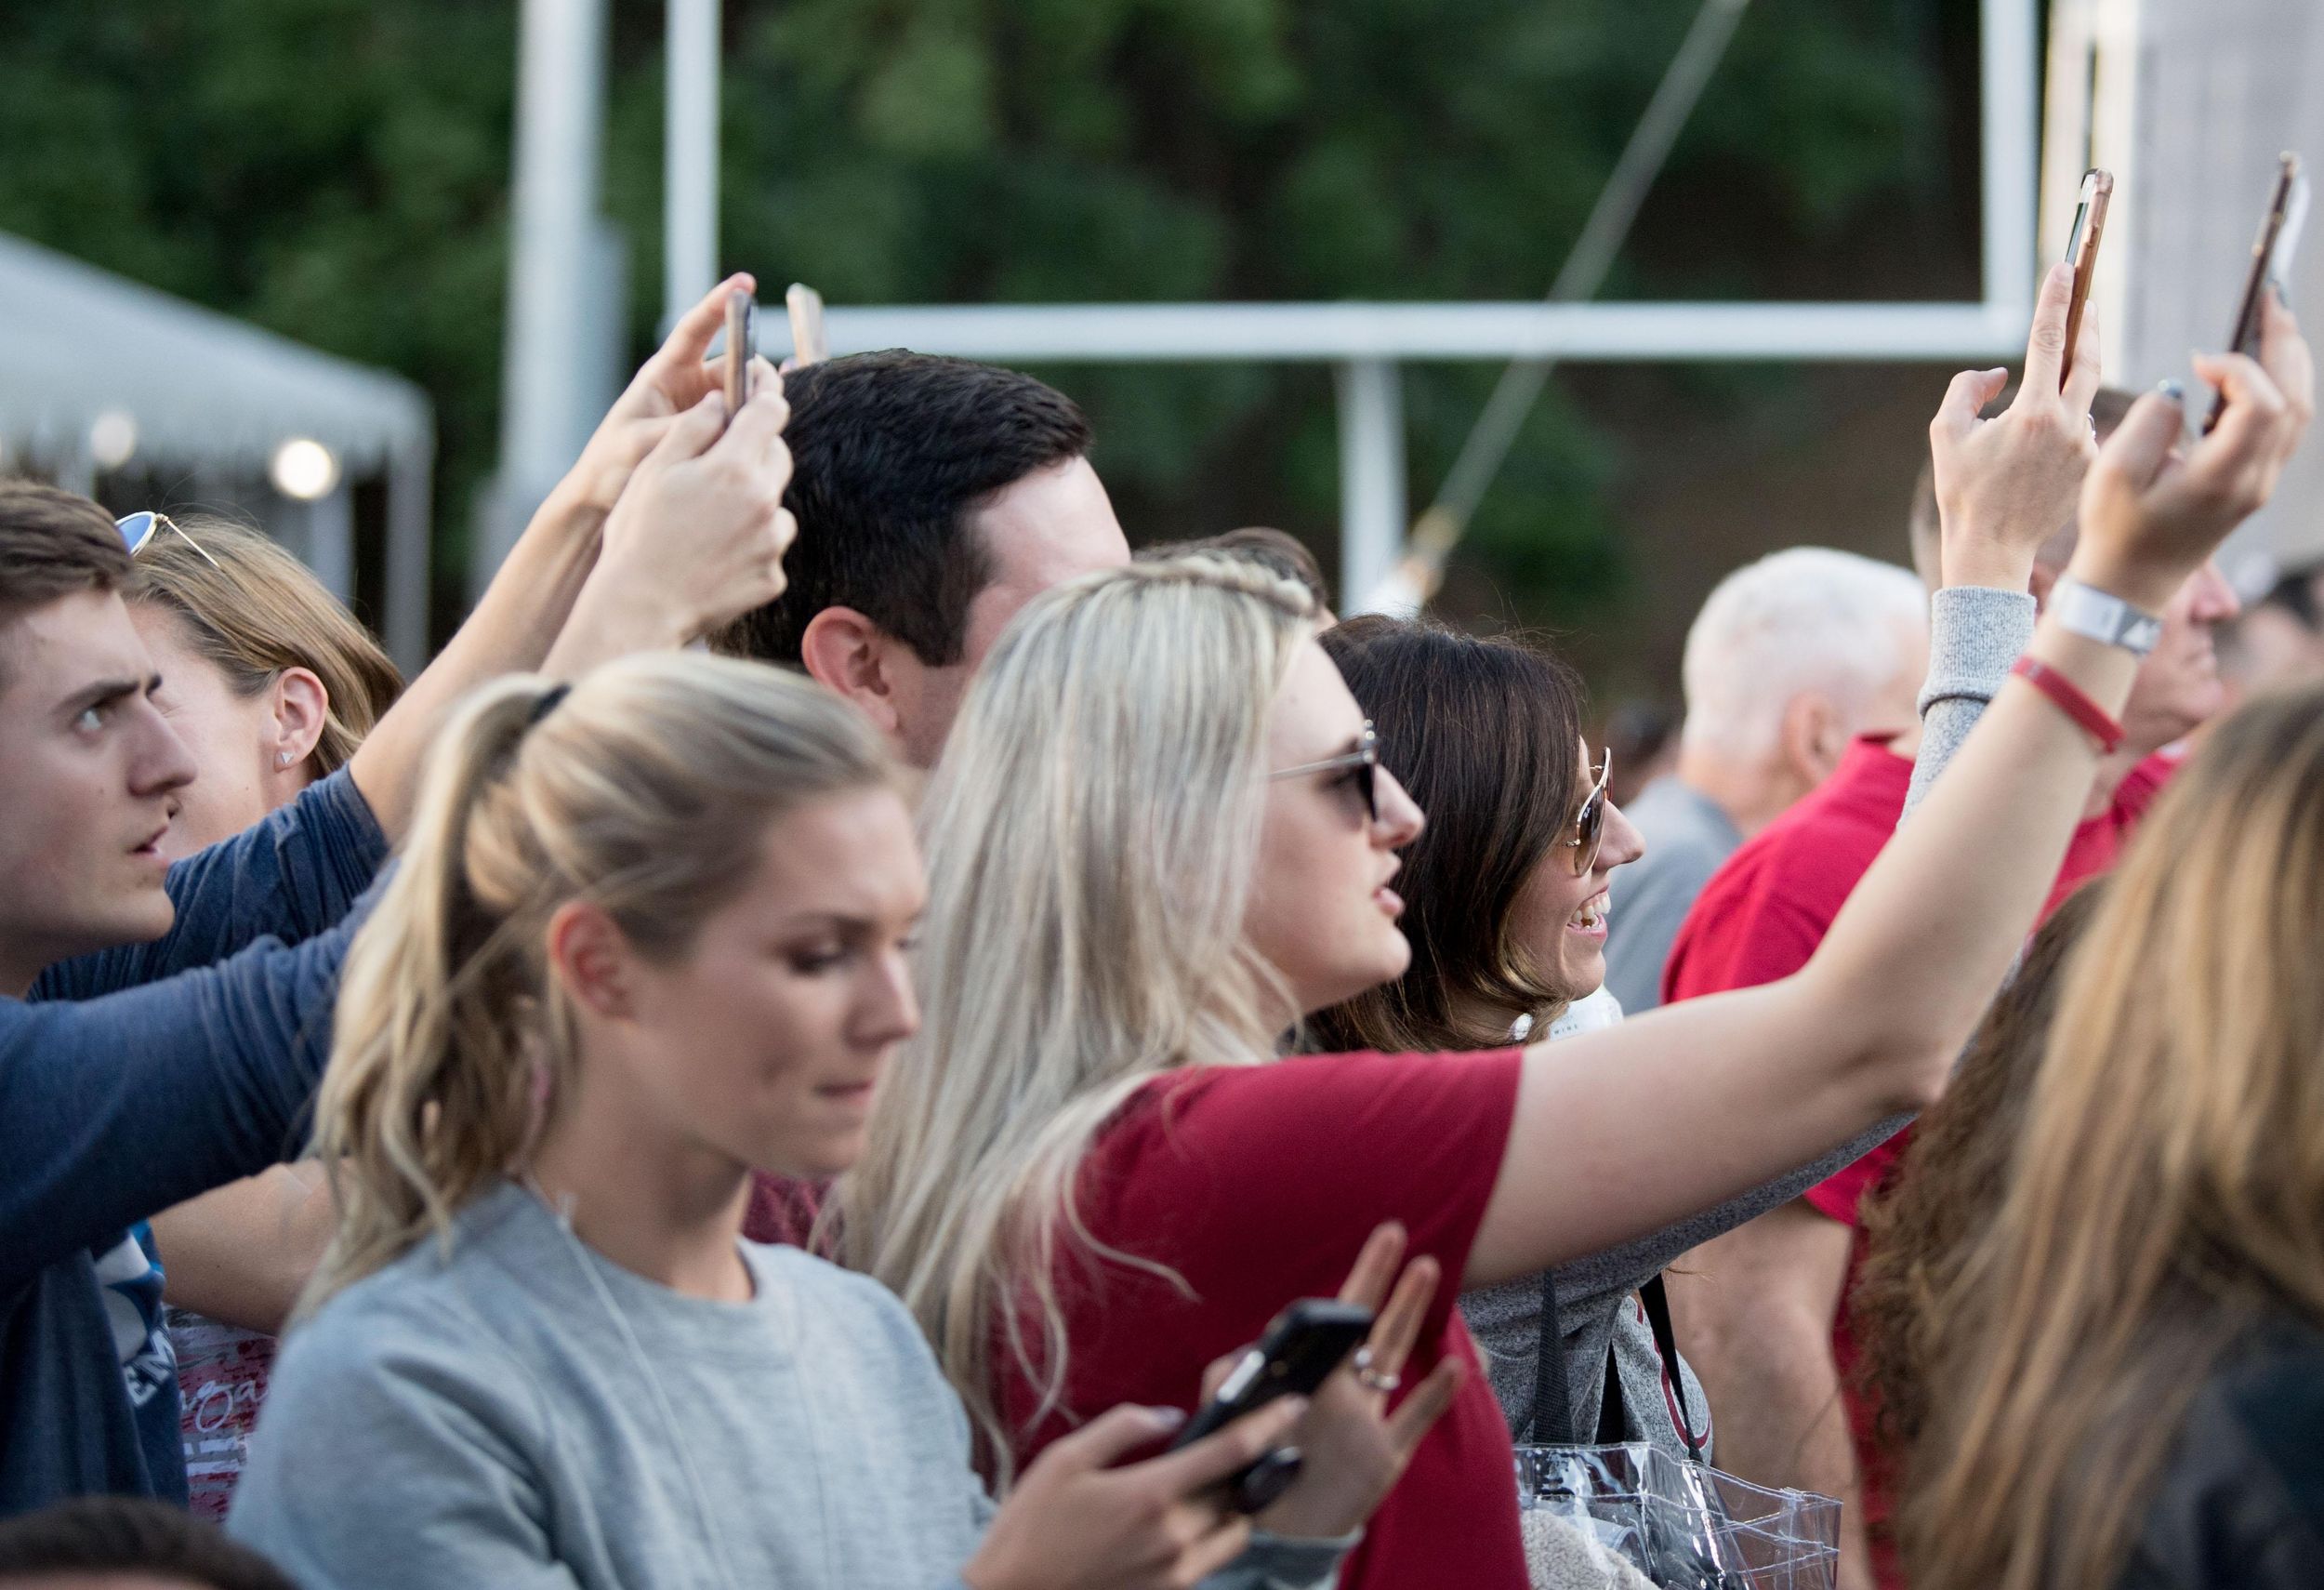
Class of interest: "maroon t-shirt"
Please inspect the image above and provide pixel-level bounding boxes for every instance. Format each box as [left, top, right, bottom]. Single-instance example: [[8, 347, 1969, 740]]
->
[[750, 1050, 1533, 1588], [1664, 737, 2174, 1587], [1003, 1050, 1530, 1590]]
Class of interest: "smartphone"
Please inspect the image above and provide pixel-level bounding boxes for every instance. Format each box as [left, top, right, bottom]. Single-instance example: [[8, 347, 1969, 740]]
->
[[2229, 153, 2309, 357], [2208, 154, 2309, 433], [2059, 168, 2114, 386], [786, 283, 828, 367], [723, 288, 757, 412], [1169, 1299, 1374, 1514]]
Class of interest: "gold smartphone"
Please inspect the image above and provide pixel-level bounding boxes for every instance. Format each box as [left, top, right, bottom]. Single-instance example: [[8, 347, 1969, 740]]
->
[[724, 288, 756, 411], [2060, 168, 2114, 386], [786, 283, 828, 367]]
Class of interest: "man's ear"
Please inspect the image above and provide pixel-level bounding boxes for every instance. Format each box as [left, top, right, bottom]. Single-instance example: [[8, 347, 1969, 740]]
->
[[2028, 561, 2063, 615], [799, 606, 905, 741], [1779, 692, 1847, 789], [548, 900, 638, 1021], [267, 668, 330, 774]]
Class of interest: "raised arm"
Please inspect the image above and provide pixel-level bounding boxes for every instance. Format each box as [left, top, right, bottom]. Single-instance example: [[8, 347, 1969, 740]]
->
[[345, 274, 777, 841], [1466, 286, 2311, 1289]]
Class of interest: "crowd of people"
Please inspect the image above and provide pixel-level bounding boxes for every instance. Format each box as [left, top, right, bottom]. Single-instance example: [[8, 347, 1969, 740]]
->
[[0, 251, 2317, 1590]]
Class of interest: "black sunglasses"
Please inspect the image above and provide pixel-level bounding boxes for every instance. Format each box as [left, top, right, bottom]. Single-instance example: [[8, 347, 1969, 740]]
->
[[1269, 722, 1381, 824], [1565, 748, 1612, 876]]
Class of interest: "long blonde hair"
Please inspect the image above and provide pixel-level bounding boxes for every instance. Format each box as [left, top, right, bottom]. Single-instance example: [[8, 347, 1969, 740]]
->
[[125, 517, 403, 775], [1905, 683, 2324, 1590], [305, 652, 895, 1314], [837, 554, 1319, 1484]]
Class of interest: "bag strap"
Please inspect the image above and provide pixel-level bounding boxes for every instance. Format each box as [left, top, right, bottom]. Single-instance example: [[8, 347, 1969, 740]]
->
[[1640, 1274, 1708, 1463], [1526, 1266, 1577, 1445]]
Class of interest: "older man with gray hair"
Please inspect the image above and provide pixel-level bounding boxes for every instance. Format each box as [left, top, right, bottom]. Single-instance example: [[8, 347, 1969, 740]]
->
[[1601, 547, 1929, 1014]]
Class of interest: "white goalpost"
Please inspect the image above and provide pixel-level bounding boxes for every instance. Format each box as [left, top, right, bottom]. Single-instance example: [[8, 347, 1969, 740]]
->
[[656, 0, 2043, 601]]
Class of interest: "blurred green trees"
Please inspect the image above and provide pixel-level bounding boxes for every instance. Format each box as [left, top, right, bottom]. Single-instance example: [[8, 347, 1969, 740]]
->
[[0, 0, 1976, 635]]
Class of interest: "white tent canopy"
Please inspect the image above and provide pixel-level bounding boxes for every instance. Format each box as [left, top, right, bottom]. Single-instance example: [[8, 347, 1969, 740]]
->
[[0, 230, 434, 668]]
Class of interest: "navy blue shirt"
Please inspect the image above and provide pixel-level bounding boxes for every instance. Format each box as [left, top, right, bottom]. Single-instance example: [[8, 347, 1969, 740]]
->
[[1, 770, 385, 1516]]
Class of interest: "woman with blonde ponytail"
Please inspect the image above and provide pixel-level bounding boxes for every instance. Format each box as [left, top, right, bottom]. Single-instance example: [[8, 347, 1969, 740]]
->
[[228, 652, 1433, 1590], [1900, 683, 2324, 1590], [836, 325, 2310, 1590]]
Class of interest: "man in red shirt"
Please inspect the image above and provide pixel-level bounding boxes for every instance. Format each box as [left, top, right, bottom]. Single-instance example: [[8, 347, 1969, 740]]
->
[[1660, 398, 2242, 1590]]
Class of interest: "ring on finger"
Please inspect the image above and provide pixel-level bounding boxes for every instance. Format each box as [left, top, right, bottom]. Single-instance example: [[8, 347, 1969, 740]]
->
[[1357, 1366, 1402, 1394]]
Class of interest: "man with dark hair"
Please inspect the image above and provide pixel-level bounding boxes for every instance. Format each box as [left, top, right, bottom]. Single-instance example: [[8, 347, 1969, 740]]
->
[[715, 351, 1129, 765], [0, 1497, 297, 1590]]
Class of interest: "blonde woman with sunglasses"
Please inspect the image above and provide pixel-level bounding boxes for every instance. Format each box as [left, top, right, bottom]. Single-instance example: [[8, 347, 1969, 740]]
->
[[835, 277, 2311, 1589]]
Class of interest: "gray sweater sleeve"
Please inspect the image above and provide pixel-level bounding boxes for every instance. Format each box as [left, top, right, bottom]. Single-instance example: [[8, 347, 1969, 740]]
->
[[1903, 585, 2036, 823]]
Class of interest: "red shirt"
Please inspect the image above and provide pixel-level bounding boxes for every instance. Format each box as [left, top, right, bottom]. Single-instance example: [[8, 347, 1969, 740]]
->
[[1662, 737, 2174, 1586], [1003, 1049, 1529, 1590]]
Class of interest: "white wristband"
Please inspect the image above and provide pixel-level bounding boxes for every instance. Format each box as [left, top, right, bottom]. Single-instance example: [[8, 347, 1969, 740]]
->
[[2053, 580, 2162, 656]]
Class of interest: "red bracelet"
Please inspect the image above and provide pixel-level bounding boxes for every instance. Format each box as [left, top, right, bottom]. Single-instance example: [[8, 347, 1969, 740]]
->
[[2010, 656, 2123, 754]]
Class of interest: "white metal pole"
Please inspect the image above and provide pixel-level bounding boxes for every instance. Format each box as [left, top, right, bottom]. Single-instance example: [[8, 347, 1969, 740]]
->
[[478, 0, 608, 593], [665, 0, 721, 326], [383, 443, 433, 670], [304, 483, 356, 603], [1336, 359, 1406, 612], [1983, 0, 2042, 322]]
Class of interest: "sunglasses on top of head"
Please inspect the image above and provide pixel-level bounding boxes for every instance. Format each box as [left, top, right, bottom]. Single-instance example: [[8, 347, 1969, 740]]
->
[[115, 511, 223, 572], [1268, 721, 1382, 825], [1565, 749, 1612, 876]]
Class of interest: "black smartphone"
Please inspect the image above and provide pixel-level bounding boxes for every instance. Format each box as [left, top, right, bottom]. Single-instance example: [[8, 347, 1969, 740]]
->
[[786, 282, 828, 367], [2059, 168, 2113, 386], [1169, 1299, 1374, 1514], [2208, 154, 2309, 434], [724, 288, 756, 412]]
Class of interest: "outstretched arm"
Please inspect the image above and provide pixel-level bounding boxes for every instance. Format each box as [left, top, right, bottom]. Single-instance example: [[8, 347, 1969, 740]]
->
[[1467, 285, 2311, 1288]]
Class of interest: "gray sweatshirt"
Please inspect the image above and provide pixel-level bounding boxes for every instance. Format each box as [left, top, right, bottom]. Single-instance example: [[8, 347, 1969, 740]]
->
[[1461, 584, 2033, 1450], [229, 1182, 1346, 1590]]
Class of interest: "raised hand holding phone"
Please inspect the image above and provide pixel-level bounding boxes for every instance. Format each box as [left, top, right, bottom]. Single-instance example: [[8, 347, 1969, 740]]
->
[[539, 273, 759, 533], [2077, 293, 2315, 614], [548, 354, 795, 671], [1927, 258, 2106, 592]]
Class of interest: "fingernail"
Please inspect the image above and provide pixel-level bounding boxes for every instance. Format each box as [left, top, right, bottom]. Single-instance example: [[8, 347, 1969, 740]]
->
[[1146, 1406, 1186, 1429], [2051, 260, 2073, 286], [2158, 379, 2185, 404]]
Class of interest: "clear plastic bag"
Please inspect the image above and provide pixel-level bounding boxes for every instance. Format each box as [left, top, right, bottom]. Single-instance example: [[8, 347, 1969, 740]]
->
[[1514, 1441, 1841, 1590]]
